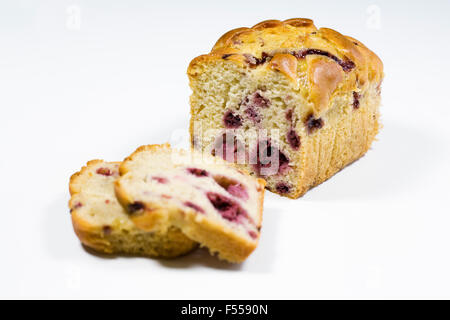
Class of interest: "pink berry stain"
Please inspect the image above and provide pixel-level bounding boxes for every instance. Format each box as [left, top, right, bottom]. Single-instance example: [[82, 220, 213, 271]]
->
[[151, 176, 168, 184], [223, 110, 242, 128], [305, 114, 324, 134], [206, 192, 247, 223], [184, 201, 205, 214], [187, 168, 209, 177], [287, 129, 301, 150], [252, 140, 290, 176], [248, 230, 258, 239], [275, 182, 291, 194], [227, 184, 249, 200], [213, 175, 249, 200], [96, 167, 113, 176]]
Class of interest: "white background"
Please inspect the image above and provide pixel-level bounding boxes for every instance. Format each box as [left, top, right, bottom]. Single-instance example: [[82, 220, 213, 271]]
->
[[1, 0, 450, 299]]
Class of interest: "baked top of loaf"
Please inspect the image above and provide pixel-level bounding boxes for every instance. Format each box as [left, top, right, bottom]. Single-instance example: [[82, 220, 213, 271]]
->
[[115, 144, 266, 262], [188, 18, 383, 116], [69, 160, 197, 258]]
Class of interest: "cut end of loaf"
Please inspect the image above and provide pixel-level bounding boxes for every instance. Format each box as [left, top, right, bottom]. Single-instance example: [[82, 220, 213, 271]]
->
[[188, 18, 383, 198]]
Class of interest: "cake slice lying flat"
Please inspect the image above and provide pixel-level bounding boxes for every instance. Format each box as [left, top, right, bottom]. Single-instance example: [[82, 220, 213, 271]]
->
[[115, 144, 266, 263], [188, 18, 383, 198], [69, 160, 197, 258]]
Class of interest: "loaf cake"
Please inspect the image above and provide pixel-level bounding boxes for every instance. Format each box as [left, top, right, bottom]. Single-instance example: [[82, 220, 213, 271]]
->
[[69, 160, 197, 258], [115, 144, 266, 263], [188, 18, 383, 198]]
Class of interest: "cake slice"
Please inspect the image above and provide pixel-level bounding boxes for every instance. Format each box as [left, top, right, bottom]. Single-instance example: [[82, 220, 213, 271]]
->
[[115, 144, 266, 263], [69, 160, 197, 258], [188, 18, 383, 198]]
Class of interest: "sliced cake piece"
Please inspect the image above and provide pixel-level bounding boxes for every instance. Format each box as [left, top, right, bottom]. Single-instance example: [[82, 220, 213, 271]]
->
[[188, 18, 383, 198], [69, 160, 197, 258], [115, 144, 266, 263]]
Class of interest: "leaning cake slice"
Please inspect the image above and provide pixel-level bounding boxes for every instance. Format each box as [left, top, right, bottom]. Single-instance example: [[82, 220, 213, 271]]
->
[[188, 18, 383, 198], [69, 160, 197, 258], [115, 144, 266, 263]]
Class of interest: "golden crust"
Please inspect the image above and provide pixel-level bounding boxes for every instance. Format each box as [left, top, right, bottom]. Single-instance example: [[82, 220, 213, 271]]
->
[[72, 210, 197, 258], [269, 53, 298, 83], [206, 18, 382, 78], [213, 27, 250, 49], [170, 210, 256, 263], [307, 56, 344, 114], [71, 212, 113, 253], [188, 18, 383, 116], [283, 18, 315, 28]]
